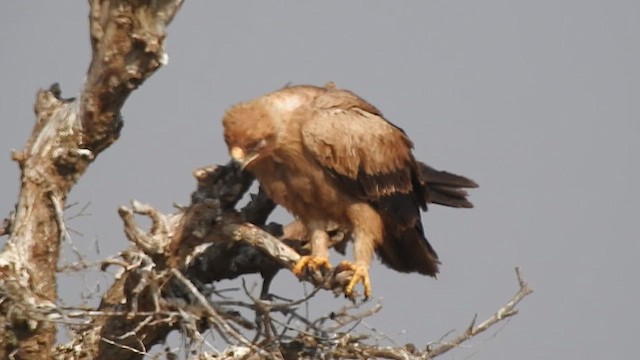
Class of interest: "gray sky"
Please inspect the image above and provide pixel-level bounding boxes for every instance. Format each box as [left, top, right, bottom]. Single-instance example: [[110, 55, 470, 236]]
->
[[2, 1, 639, 359]]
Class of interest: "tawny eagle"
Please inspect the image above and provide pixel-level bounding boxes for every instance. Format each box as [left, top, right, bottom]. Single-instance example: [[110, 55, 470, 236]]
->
[[222, 83, 476, 298]]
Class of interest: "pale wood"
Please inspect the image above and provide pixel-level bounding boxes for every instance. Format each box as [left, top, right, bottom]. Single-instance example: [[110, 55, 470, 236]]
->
[[0, 1, 182, 358]]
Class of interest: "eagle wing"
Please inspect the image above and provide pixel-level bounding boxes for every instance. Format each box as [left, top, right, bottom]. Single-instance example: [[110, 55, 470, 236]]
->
[[299, 89, 440, 275], [300, 89, 420, 201]]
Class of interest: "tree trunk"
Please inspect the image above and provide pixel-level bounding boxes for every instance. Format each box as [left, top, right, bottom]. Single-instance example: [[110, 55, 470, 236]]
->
[[0, 1, 183, 358]]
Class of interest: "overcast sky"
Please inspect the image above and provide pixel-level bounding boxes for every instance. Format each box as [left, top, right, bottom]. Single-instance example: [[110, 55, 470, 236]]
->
[[1, 1, 639, 359]]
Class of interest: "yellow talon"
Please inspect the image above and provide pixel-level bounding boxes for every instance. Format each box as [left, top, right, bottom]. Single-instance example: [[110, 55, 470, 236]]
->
[[337, 261, 372, 299], [292, 255, 332, 277]]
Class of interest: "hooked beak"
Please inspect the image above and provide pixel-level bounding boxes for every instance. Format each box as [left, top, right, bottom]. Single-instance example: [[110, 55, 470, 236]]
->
[[230, 146, 259, 169]]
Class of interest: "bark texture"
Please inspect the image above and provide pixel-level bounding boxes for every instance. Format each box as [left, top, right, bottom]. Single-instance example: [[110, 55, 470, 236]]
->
[[0, 1, 183, 358]]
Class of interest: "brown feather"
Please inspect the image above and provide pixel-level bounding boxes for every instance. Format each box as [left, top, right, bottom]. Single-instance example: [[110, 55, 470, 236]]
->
[[417, 162, 478, 208], [300, 91, 414, 195]]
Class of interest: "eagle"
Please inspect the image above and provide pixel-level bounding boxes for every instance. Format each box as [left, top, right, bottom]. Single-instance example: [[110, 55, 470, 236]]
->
[[222, 83, 477, 298]]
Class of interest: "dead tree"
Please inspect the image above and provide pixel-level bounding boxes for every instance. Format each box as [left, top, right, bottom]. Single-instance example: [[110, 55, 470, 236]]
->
[[0, 2, 532, 359]]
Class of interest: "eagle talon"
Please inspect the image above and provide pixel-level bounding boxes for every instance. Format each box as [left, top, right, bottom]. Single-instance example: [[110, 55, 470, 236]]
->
[[292, 255, 332, 277], [337, 261, 372, 299]]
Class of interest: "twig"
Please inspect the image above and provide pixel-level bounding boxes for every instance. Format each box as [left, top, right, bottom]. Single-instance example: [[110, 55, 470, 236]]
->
[[170, 268, 262, 353], [117, 315, 155, 340], [326, 304, 383, 332], [0, 211, 14, 236], [427, 267, 533, 357], [100, 337, 147, 356]]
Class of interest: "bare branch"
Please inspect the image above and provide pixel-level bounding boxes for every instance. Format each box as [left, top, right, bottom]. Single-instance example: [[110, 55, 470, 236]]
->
[[118, 201, 175, 254], [0, 212, 14, 237], [170, 269, 265, 355], [427, 267, 533, 357], [220, 222, 368, 300], [100, 337, 148, 356], [326, 304, 383, 333]]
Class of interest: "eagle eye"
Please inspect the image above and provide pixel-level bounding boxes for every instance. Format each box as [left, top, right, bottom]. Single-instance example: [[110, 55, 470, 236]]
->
[[247, 139, 267, 152]]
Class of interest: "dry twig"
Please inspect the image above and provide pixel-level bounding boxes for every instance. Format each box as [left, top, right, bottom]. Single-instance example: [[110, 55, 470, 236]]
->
[[427, 267, 533, 357]]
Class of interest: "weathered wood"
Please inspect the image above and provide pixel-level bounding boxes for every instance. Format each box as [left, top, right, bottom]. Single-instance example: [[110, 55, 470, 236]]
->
[[0, 1, 182, 358]]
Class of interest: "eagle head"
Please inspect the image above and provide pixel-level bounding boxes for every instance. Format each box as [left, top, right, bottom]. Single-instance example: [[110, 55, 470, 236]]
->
[[222, 101, 278, 170]]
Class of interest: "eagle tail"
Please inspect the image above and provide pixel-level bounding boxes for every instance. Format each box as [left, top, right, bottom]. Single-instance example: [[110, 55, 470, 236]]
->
[[418, 162, 478, 208], [376, 215, 440, 276], [376, 230, 440, 276]]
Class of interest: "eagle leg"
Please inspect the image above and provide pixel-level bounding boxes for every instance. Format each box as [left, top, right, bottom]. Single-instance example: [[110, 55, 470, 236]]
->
[[292, 224, 332, 277], [292, 255, 331, 276], [336, 260, 372, 299]]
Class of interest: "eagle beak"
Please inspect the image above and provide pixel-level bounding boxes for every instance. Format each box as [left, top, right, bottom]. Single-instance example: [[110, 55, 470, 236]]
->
[[230, 146, 259, 169]]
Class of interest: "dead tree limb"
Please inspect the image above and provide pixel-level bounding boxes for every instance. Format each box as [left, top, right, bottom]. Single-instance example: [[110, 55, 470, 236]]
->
[[51, 162, 359, 359], [427, 267, 533, 358], [232, 267, 533, 360], [51, 164, 255, 359], [0, 1, 182, 358]]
